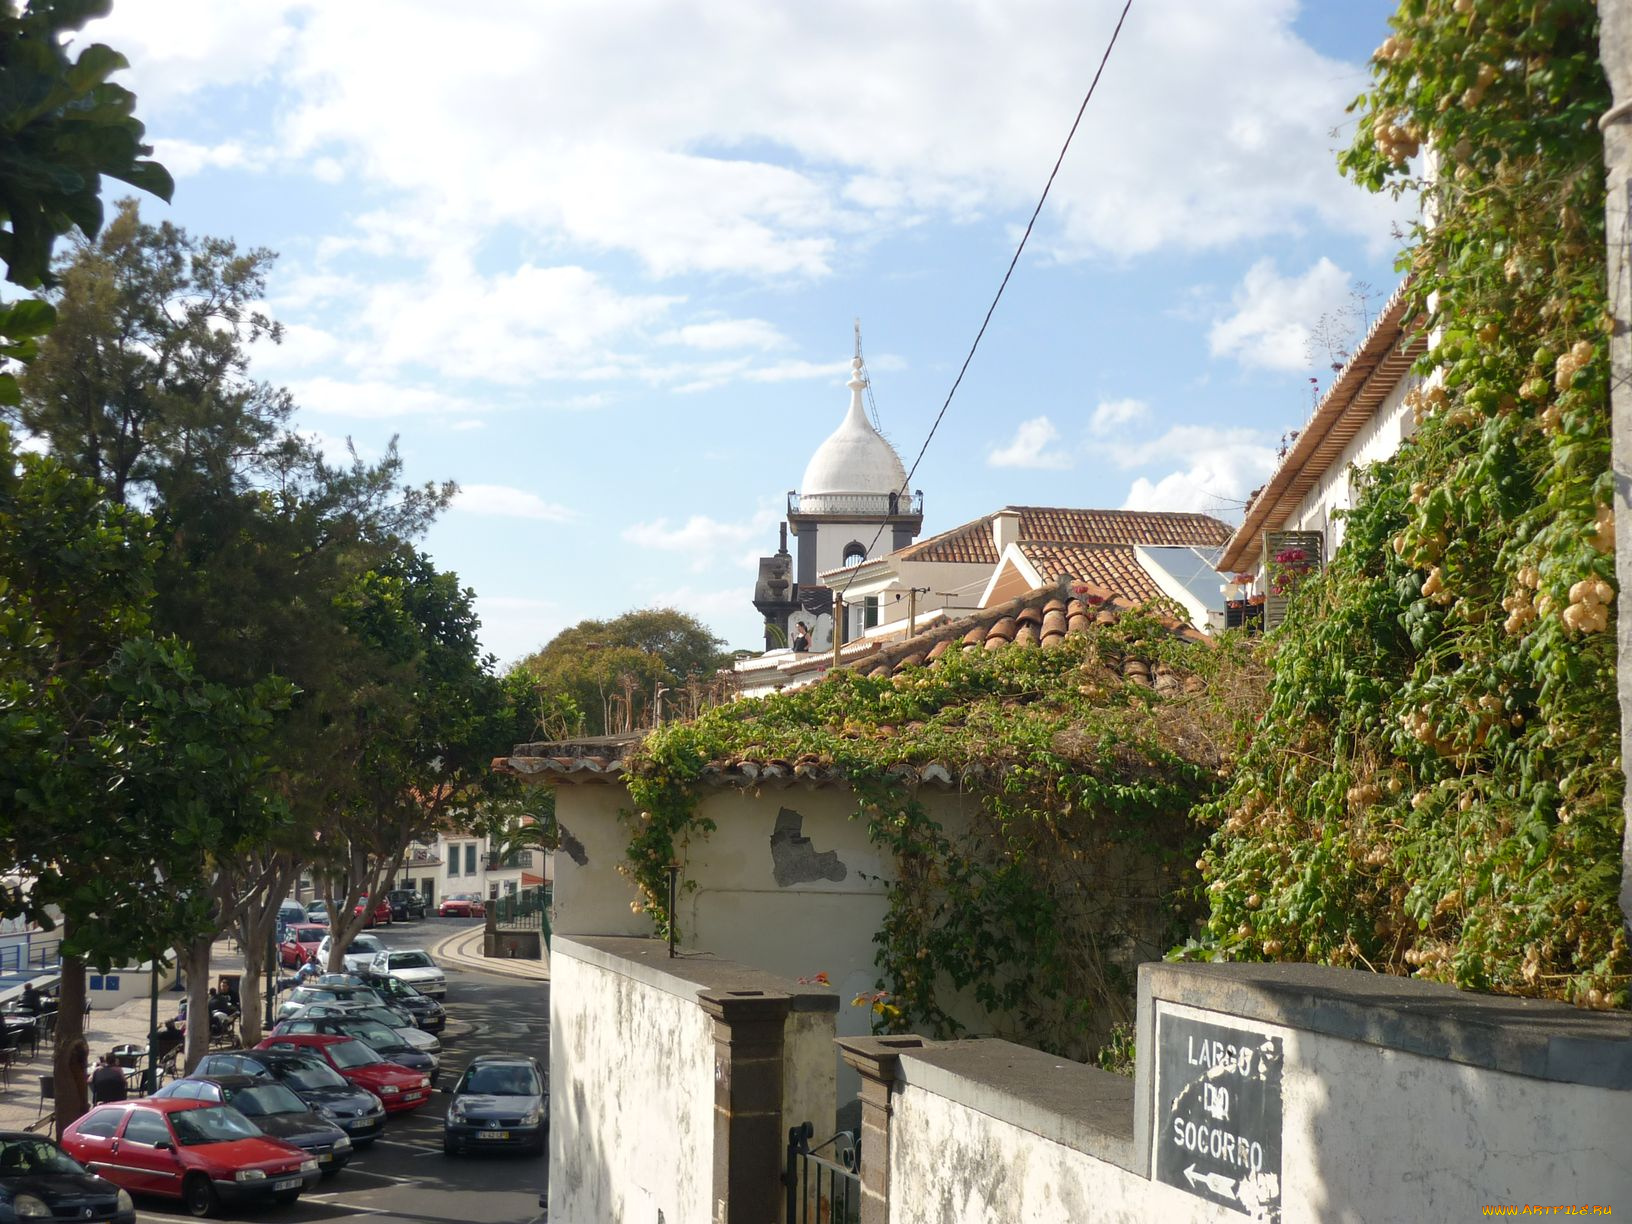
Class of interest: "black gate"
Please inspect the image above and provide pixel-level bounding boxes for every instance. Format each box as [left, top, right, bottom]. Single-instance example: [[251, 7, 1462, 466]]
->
[[783, 1122, 860, 1223]]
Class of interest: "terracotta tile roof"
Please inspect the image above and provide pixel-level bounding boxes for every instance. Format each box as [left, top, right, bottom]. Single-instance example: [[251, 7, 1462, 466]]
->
[[1219, 282, 1426, 572], [901, 507, 1233, 565], [1016, 543, 1164, 604], [495, 585, 1200, 787]]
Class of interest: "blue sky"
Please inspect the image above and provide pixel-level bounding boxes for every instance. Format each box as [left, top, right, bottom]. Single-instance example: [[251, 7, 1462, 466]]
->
[[84, 0, 1410, 662]]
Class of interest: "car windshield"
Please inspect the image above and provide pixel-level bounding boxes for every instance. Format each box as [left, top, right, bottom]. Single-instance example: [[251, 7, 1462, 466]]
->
[[326, 1040, 384, 1069], [339, 1021, 402, 1049], [294, 930, 323, 944], [347, 939, 382, 955], [390, 953, 433, 969], [225, 1083, 307, 1117], [462, 1065, 540, 1096], [0, 1137, 84, 1176], [169, 1106, 261, 1146], [353, 1007, 407, 1028], [273, 1059, 348, 1090]]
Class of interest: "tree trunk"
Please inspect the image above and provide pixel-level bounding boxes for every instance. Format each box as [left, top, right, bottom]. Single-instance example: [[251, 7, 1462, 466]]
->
[[52, 959, 89, 1136], [1606, 0, 1632, 932], [175, 935, 213, 1075]]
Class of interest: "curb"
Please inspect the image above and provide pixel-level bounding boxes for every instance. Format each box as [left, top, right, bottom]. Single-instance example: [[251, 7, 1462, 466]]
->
[[429, 926, 550, 984]]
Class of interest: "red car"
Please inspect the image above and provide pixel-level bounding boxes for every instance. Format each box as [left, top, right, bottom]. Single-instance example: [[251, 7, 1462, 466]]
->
[[61, 1097, 319, 1217], [277, 923, 328, 967], [353, 897, 393, 928], [437, 893, 486, 918], [256, 1032, 432, 1114]]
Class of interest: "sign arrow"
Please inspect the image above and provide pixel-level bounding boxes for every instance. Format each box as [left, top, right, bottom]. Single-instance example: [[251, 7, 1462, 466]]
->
[[1183, 1164, 1238, 1201]]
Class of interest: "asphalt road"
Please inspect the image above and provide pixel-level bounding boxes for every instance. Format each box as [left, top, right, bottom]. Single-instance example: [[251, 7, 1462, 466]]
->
[[136, 919, 549, 1224]]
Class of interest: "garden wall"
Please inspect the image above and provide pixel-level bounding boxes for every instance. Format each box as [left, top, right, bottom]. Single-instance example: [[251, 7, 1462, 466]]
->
[[848, 961, 1632, 1223], [549, 935, 837, 1224]]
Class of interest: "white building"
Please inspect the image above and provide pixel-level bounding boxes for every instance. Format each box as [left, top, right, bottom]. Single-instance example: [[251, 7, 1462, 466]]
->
[[397, 822, 552, 908]]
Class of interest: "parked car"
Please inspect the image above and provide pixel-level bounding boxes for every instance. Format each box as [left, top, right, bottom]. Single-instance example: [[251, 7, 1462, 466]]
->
[[438, 893, 486, 918], [277, 923, 328, 968], [151, 1074, 353, 1177], [276, 898, 306, 931], [385, 889, 427, 921], [362, 971, 446, 1032], [302, 901, 331, 926], [353, 897, 393, 928], [254, 1034, 432, 1115], [0, 1131, 135, 1223], [61, 1098, 319, 1217], [367, 947, 447, 999], [443, 1055, 547, 1156], [302, 1001, 441, 1055], [191, 1050, 385, 1146], [276, 983, 383, 1022], [314, 933, 386, 974], [270, 1015, 438, 1078]]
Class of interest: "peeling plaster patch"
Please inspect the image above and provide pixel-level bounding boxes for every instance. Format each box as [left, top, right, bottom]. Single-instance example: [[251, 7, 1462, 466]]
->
[[558, 824, 589, 867], [770, 806, 847, 886]]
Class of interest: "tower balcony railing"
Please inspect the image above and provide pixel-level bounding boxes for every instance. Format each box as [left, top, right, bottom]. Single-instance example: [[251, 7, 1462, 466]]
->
[[788, 490, 923, 517]]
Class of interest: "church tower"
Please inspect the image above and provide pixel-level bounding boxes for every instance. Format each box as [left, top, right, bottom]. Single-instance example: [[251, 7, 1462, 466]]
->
[[752, 352, 923, 652]]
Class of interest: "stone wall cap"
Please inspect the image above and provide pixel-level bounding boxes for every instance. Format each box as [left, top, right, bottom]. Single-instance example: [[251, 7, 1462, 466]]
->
[[1143, 960, 1632, 1090], [553, 935, 838, 1012], [895, 1038, 1138, 1174]]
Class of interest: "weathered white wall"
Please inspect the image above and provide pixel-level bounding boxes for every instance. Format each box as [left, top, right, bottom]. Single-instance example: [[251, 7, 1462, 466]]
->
[[548, 942, 717, 1224], [890, 1079, 1230, 1224], [885, 992, 1632, 1224], [1287, 371, 1419, 556]]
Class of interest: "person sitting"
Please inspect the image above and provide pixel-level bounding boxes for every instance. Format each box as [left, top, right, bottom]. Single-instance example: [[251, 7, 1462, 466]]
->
[[90, 1053, 128, 1104], [18, 983, 40, 1016]]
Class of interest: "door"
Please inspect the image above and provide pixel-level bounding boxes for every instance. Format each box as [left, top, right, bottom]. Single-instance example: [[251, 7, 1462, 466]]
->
[[114, 1108, 185, 1197]]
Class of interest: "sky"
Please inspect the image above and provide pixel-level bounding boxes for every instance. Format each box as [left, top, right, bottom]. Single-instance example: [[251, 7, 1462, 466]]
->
[[81, 0, 1412, 663]]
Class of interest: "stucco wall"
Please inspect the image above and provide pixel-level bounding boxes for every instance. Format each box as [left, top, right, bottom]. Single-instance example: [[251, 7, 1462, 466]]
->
[[548, 940, 717, 1224], [1287, 370, 1419, 556], [883, 963, 1632, 1224]]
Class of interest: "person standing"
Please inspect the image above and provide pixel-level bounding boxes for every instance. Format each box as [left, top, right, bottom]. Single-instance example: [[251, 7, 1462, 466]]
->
[[791, 621, 812, 652]]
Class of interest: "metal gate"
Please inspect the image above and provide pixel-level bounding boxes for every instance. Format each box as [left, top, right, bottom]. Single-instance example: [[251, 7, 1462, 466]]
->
[[783, 1122, 860, 1223]]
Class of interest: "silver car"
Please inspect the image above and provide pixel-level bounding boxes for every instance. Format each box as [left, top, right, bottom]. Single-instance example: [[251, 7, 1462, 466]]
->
[[367, 948, 447, 999]]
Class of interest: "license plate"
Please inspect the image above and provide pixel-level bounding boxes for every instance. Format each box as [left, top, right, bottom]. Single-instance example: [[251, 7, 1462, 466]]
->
[[344, 1119, 366, 1129], [478, 1130, 508, 1140], [404, 1091, 426, 1101], [273, 1178, 301, 1191]]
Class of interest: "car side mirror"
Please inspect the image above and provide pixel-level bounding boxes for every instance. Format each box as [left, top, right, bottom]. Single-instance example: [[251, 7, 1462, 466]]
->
[[153, 1140, 173, 1152]]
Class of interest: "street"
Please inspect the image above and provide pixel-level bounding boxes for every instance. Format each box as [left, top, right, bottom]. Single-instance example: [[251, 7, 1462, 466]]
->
[[137, 920, 548, 1224]]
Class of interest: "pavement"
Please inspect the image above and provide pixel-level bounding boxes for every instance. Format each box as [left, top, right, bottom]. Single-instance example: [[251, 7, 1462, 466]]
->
[[0, 921, 548, 1134]]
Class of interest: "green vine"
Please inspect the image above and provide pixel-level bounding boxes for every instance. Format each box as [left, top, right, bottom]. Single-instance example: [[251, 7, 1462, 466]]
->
[[623, 608, 1261, 1059], [1193, 0, 1628, 1007]]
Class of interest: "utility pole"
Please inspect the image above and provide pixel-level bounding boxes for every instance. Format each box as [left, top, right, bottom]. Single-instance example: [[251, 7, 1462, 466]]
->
[[832, 591, 844, 669], [1601, 0, 1632, 931]]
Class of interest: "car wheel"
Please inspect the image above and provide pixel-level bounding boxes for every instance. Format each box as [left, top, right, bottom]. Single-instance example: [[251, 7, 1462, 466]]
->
[[182, 1172, 218, 1218]]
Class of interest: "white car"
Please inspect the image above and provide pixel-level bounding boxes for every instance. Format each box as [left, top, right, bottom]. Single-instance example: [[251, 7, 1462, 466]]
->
[[316, 932, 387, 974], [368, 948, 447, 999]]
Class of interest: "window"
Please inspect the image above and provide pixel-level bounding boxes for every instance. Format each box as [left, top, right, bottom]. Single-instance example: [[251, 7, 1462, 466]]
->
[[447, 847, 460, 878], [864, 596, 879, 629], [464, 844, 477, 876], [76, 1108, 125, 1139], [122, 1110, 172, 1147], [842, 541, 867, 567], [504, 880, 517, 897]]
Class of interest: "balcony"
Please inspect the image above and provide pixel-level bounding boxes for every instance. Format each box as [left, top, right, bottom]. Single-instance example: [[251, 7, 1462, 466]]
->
[[485, 851, 534, 871], [787, 490, 923, 518]]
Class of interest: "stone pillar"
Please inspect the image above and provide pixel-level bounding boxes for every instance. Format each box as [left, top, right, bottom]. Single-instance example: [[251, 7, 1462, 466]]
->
[[698, 989, 791, 1224], [837, 1035, 927, 1224]]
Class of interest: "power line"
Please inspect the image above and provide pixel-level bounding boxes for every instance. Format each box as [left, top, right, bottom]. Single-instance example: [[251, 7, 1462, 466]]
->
[[836, 0, 1136, 602]]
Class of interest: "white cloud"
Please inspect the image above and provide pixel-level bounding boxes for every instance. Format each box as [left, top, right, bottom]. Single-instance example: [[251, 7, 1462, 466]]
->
[[286, 376, 482, 420], [93, 1, 1400, 280], [660, 319, 791, 351], [1114, 425, 1276, 516], [454, 485, 578, 522], [623, 509, 779, 572], [150, 138, 254, 177], [988, 416, 1072, 470], [1089, 397, 1149, 436], [1208, 257, 1353, 372]]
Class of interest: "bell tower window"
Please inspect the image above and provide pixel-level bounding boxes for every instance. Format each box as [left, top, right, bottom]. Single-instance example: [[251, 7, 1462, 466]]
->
[[842, 542, 868, 567]]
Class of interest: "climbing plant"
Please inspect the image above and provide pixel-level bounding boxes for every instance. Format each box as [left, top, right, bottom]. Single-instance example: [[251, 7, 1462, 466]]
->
[[1192, 0, 1628, 1006], [621, 609, 1261, 1060]]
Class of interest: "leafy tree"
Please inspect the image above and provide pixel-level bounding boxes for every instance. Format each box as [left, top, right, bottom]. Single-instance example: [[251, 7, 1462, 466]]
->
[[514, 607, 729, 737], [0, 425, 287, 1126]]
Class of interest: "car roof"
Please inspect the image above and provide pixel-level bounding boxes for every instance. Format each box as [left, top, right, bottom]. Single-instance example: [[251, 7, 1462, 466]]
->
[[469, 1054, 539, 1067], [384, 947, 431, 956], [259, 1032, 349, 1047], [286, 923, 326, 935], [172, 1073, 261, 1090], [122, 1098, 211, 1114]]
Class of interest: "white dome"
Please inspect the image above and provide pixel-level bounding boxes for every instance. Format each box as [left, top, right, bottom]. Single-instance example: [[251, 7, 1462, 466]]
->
[[799, 359, 908, 499]]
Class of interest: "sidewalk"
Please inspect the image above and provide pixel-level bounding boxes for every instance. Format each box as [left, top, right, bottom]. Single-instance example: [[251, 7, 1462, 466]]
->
[[429, 925, 550, 983]]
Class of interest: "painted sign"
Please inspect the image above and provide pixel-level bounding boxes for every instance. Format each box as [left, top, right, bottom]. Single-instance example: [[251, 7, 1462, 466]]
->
[[1155, 1012, 1283, 1221]]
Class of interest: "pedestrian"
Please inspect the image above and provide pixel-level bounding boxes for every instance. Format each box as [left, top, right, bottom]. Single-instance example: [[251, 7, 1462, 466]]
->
[[90, 1053, 127, 1104], [295, 957, 320, 985]]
